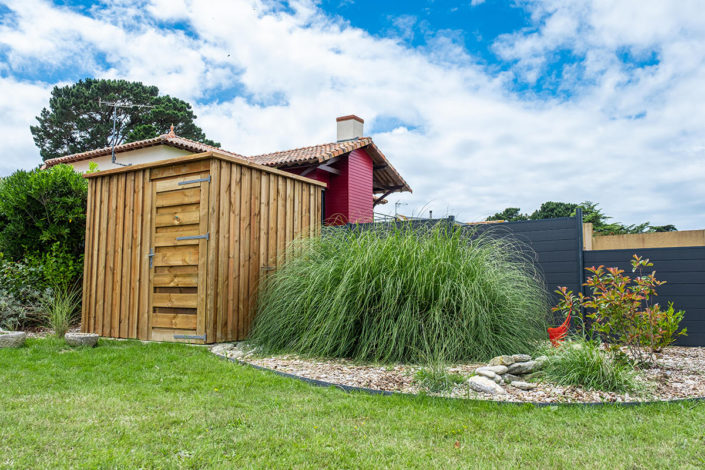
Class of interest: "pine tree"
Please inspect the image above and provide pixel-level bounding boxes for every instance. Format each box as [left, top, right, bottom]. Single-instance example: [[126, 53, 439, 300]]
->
[[31, 78, 219, 161]]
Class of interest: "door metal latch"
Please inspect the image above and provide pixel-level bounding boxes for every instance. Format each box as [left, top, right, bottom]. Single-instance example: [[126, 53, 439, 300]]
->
[[175, 233, 209, 241]]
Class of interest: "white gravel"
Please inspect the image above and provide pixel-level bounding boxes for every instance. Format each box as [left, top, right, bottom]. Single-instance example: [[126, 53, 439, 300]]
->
[[214, 343, 705, 404]]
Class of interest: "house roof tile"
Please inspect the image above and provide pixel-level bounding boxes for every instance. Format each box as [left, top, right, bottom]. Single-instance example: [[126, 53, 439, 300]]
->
[[249, 138, 411, 193]]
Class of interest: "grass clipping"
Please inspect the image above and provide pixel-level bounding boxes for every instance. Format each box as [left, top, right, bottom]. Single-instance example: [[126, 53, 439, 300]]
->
[[250, 224, 549, 363]]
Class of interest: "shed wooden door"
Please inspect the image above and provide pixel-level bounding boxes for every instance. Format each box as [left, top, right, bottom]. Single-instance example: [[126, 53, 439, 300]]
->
[[149, 169, 210, 343]]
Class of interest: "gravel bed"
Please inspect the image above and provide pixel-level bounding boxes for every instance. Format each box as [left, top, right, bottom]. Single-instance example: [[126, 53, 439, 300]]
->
[[212, 343, 705, 404]]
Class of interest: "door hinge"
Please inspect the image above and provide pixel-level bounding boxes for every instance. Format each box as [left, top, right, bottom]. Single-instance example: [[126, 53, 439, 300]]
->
[[178, 176, 210, 186], [173, 334, 207, 341], [148, 247, 155, 268], [175, 233, 209, 241]]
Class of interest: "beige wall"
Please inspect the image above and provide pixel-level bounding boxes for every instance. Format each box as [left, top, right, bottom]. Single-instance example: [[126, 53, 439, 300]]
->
[[584, 223, 705, 250], [70, 145, 191, 173]]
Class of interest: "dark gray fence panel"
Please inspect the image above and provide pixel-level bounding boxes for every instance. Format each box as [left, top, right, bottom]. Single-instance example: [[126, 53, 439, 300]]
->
[[584, 247, 705, 346], [467, 217, 583, 306]]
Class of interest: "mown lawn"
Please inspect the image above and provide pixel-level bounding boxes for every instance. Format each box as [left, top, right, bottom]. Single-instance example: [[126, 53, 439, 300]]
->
[[1, 339, 704, 469]]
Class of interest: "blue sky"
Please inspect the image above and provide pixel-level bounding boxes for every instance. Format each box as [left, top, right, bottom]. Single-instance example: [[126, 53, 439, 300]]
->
[[0, 0, 703, 228]]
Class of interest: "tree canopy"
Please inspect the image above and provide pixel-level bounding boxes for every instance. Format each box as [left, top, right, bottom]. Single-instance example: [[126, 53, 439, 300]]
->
[[486, 201, 677, 235], [31, 78, 219, 161]]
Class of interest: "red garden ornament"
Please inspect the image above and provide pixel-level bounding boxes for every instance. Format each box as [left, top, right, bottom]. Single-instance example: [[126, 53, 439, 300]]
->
[[548, 311, 571, 347]]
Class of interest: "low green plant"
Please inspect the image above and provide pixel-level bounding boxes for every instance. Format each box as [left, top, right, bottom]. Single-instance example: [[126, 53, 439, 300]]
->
[[554, 255, 687, 365], [414, 366, 465, 394], [250, 223, 549, 363], [39, 284, 81, 338], [0, 256, 48, 330], [539, 340, 642, 393]]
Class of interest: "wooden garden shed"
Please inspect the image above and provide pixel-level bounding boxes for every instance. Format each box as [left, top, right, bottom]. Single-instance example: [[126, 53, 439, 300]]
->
[[80, 151, 325, 344]]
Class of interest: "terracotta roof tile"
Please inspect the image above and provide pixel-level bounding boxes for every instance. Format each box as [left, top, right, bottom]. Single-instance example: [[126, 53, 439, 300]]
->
[[248, 138, 411, 193], [248, 138, 373, 166]]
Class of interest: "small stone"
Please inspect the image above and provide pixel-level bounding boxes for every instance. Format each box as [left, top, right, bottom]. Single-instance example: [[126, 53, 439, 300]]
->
[[228, 349, 246, 359], [210, 343, 235, 356], [475, 369, 499, 380], [65, 332, 99, 347], [512, 354, 532, 363], [535, 355, 548, 363], [467, 375, 507, 395], [489, 355, 515, 367], [507, 360, 538, 375], [502, 373, 521, 384], [510, 381, 538, 390], [476, 365, 509, 375], [0, 331, 26, 348]]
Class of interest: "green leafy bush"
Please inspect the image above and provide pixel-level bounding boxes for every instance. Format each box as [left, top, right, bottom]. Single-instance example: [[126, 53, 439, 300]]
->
[[0, 165, 87, 330], [0, 257, 48, 330], [0, 164, 87, 263], [555, 255, 687, 365], [249, 224, 549, 363], [539, 340, 641, 393]]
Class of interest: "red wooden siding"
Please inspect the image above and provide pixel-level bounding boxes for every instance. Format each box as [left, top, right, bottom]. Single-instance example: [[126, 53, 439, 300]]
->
[[288, 149, 374, 225], [346, 148, 373, 224]]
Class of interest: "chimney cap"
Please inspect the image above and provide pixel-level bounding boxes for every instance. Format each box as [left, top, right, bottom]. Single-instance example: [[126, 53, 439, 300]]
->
[[336, 114, 364, 124]]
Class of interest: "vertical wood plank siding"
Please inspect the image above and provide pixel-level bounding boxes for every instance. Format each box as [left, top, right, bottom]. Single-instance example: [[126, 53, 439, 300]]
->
[[82, 155, 323, 343]]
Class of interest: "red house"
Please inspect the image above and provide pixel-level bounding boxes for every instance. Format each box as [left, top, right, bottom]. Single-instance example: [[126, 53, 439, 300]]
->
[[250, 115, 411, 224], [42, 115, 411, 224]]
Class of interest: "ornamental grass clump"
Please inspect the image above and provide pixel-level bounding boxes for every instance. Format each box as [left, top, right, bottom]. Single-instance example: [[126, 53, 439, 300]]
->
[[249, 223, 549, 363], [539, 340, 642, 393]]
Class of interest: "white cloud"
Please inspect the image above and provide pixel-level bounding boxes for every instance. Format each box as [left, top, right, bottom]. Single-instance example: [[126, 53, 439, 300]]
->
[[0, 0, 703, 229]]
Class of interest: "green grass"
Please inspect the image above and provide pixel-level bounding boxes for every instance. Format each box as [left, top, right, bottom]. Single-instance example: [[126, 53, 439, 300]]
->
[[1, 339, 704, 469], [414, 365, 466, 393], [540, 341, 643, 393], [250, 224, 549, 363]]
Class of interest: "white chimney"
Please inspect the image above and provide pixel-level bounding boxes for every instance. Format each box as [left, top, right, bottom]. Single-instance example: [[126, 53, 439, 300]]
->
[[336, 115, 364, 142]]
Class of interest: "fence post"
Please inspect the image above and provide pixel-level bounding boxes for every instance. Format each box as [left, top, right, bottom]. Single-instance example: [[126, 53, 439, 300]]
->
[[576, 208, 585, 293], [447, 215, 455, 233]]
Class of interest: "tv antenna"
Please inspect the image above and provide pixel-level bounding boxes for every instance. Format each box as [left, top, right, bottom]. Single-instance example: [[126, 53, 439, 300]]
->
[[99, 98, 156, 167], [394, 201, 408, 218]]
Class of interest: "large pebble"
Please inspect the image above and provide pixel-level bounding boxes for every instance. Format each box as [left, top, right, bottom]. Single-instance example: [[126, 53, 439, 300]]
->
[[467, 375, 507, 395], [502, 373, 522, 384], [512, 354, 532, 363], [476, 365, 508, 375], [65, 332, 99, 347], [507, 360, 538, 375], [210, 343, 235, 356], [510, 381, 538, 390], [0, 331, 26, 348], [489, 355, 515, 367], [476, 369, 498, 379]]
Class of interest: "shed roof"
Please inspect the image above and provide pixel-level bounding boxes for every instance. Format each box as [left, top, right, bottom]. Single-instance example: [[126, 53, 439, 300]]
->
[[82, 151, 327, 188]]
